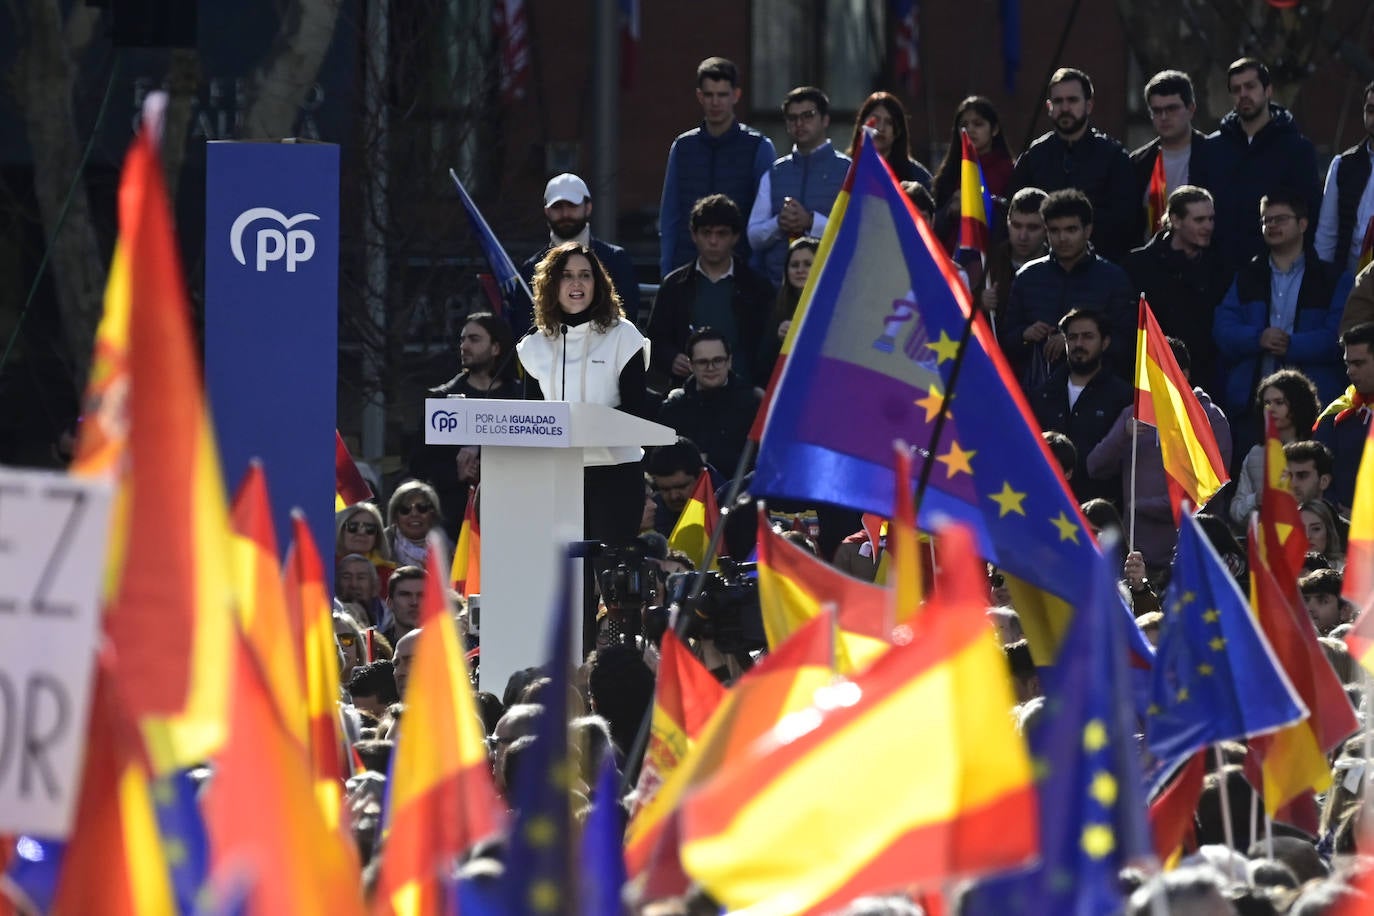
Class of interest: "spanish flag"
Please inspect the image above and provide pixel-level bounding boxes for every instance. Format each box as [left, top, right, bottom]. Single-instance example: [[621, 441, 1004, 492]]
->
[[1145, 151, 1167, 238], [667, 468, 719, 569], [755, 505, 890, 673], [1358, 214, 1374, 273], [629, 630, 725, 819], [678, 526, 1037, 915], [450, 485, 480, 597], [335, 430, 373, 511], [70, 100, 234, 774], [624, 612, 837, 902], [888, 442, 923, 622], [1148, 752, 1206, 869], [1133, 295, 1229, 520], [957, 128, 993, 265], [230, 463, 307, 745], [1342, 420, 1374, 667], [285, 511, 353, 834], [374, 535, 503, 915]]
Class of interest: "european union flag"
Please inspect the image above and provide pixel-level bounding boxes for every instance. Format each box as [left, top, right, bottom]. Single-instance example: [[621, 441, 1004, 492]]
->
[[501, 561, 576, 915], [152, 769, 209, 915], [449, 169, 535, 327], [962, 543, 1151, 916], [1146, 512, 1307, 769], [579, 752, 628, 916], [754, 129, 1101, 658]]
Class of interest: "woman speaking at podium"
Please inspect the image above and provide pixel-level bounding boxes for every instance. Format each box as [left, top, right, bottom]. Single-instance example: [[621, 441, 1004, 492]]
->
[[519, 242, 651, 642]]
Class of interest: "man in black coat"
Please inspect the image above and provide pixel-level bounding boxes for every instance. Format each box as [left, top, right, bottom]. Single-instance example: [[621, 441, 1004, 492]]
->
[[657, 328, 762, 477], [1128, 69, 1212, 246]]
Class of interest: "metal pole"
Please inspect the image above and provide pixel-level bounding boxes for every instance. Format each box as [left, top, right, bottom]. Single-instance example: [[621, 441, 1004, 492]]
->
[[590, 0, 620, 242]]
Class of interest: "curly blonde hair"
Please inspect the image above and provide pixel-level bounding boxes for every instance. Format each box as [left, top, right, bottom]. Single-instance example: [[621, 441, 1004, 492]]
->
[[530, 241, 624, 336]]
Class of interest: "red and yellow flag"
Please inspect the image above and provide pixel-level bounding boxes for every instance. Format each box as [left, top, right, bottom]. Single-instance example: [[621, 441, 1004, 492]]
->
[[624, 612, 838, 902], [230, 463, 307, 745], [1148, 751, 1206, 869], [678, 525, 1037, 915], [285, 511, 353, 834], [69, 109, 234, 774], [1145, 151, 1167, 238], [1342, 420, 1374, 668], [450, 485, 481, 597], [1247, 515, 1357, 815], [755, 506, 890, 673], [1358, 214, 1374, 274], [50, 665, 177, 916], [957, 128, 992, 264], [667, 468, 719, 569], [888, 443, 924, 622], [374, 536, 503, 916], [629, 630, 726, 818], [203, 631, 366, 915], [335, 430, 373, 511], [1134, 295, 1229, 520]]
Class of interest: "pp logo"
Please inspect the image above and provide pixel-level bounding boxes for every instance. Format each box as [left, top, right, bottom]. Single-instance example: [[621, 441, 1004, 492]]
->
[[431, 411, 463, 434], [229, 207, 320, 272]]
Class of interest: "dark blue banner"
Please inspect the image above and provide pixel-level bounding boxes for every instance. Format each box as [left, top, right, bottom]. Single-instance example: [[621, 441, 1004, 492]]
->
[[205, 142, 339, 567]]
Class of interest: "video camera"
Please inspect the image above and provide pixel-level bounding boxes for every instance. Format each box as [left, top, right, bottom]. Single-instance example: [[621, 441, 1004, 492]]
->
[[661, 558, 766, 656]]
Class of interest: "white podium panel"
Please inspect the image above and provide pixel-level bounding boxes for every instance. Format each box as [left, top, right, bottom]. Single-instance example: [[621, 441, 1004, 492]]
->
[[425, 399, 676, 692]]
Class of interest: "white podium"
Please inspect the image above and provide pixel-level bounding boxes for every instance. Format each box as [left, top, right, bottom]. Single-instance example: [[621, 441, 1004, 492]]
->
[[424, 398, 676, 692]]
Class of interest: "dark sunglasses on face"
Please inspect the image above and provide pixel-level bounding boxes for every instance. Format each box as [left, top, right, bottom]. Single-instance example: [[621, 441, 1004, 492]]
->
[[345, 521, 379, 534], [398, 503, 434, 516]]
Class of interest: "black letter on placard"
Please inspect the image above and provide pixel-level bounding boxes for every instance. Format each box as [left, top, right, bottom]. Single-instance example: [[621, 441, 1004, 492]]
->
[[30, 487, 88, 617], [21, 673, 68, 800], [0, 482, 23, 613], [0, 674, 15, 784]]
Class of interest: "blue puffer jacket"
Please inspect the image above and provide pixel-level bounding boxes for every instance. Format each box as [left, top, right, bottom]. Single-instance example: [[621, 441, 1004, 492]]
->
[[1212, 252, 1351, 417]]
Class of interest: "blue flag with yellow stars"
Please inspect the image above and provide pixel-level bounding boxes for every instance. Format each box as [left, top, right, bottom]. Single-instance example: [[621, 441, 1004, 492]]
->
[[579, 751, 628, 916], [753, 128, 1103, 662], [1145, 512, 1306, 769], [501, 560, 576, 916], [961, 541, 1152, 916]]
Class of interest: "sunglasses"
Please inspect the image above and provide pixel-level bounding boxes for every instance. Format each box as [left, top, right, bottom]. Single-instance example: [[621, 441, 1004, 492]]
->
[[345, 521, 379, 534], [398, 503, 434, 515], [337, 633, 358, 648]]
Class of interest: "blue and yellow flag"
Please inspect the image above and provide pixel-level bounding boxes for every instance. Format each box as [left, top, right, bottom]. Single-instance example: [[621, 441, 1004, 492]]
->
[[963, 542, 1152, 916], [754, 128, 1100, 660], [1146, 513, 1306, 769]]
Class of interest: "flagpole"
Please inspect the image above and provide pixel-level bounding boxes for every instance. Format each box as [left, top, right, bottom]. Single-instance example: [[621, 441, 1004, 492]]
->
[[1249, 790, 1259, 860], [1129, 419, 1139, 552], [1214, 746, 1238, 854]]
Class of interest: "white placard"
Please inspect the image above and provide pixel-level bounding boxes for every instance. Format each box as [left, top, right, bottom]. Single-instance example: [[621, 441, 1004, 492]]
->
[[0, 467, 112, 837], [425, 398, 571, 447]]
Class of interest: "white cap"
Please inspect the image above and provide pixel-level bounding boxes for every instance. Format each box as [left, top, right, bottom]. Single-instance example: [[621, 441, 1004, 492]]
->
[[544, 173, 590, 207]]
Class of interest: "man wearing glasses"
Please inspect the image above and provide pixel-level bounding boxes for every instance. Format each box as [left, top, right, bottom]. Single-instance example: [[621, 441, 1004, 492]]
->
[[747, 86, 850, 287], [657, 327, 762, 477], [1213, 191, 1353, 425], [1129, 70, 1211, 245]]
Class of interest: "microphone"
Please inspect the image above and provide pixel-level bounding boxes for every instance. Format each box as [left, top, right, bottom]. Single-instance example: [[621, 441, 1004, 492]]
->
[[560, 324, 570, 401]]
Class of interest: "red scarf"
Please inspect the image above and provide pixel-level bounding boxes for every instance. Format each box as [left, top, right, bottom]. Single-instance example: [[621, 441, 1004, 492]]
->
[[1336, 390, 1373, 425]]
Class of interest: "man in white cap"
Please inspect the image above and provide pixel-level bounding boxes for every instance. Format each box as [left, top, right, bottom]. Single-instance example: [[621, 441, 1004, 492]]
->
[[519, 172, 641, 329]]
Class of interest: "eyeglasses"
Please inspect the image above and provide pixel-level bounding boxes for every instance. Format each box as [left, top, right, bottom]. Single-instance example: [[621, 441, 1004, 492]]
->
[[1261, 214, 1296, 226], [1149, 103, 1186, 119], [691, 356, 729, 369], [345, 521, 379, 534], [337, 633, 358, 648], [398, 502, 434, 515], [784, 109, 820, 124]]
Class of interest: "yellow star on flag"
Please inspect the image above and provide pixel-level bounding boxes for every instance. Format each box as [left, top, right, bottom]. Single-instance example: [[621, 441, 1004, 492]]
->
[[525, 815, 557, 847], [1197, 663, 1214, 676], [1146, 703, 1161, 716], [1089, 771, 1118, 807], [988, 481, 1028, 517], [529, 880, 562, 913], [1209, 636, 1226, 651], [936, 441, 975, 478], [1081, 824, 1116, 859], [927, 330, 961, 363], [1176, 687, 1189, 702], [915, 384, 948, 423], [1202, 609, 1220, 623], [1082, 719, 1107, 751], [1051, 511, 1080, 543]]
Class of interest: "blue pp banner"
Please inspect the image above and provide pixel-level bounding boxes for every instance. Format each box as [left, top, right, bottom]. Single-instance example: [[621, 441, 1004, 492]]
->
[[205, 142, 339, 568]]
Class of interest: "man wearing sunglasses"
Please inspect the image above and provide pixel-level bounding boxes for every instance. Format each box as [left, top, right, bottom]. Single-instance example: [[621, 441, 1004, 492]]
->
[[747, 85, 850, 287], [657, 328, 760, 477]]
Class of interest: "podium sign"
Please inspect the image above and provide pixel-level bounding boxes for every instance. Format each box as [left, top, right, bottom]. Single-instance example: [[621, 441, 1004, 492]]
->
[[425, 398, 569, 447]]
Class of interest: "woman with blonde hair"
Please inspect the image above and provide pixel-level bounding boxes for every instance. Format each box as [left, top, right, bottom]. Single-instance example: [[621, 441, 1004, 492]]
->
[[336, 502, 396, 595]]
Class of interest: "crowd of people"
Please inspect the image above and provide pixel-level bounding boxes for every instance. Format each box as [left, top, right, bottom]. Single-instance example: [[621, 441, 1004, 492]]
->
[[321, 54, 1374, 913]]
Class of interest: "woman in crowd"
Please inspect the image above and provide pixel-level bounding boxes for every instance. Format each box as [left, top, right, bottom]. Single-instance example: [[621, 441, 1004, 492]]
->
[[519, 242, 651, 648], [1300, 500, 1346, 570], [1229, 370, 1321, 527], [336, 502, 396, 597], [385, 479, 445, 569], [760, 236, 819, 372], [847, 92, 932, 186], [931, 96, 1016, 253]]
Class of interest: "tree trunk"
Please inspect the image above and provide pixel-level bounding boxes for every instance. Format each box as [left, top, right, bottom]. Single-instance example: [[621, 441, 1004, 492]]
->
[[239, 0, 344, 139]]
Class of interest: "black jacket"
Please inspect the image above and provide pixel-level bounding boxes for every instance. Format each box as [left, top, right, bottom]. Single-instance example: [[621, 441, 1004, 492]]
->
[[1127, 130, 1212, 242], [1030, 365, 1134, 507], [1202, 104, 1320, 272], [1122, 231, 1233, 393], [1008, 128, 1138, 260], [646, 257, 775, 391], [657, 374, 762, 477]]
